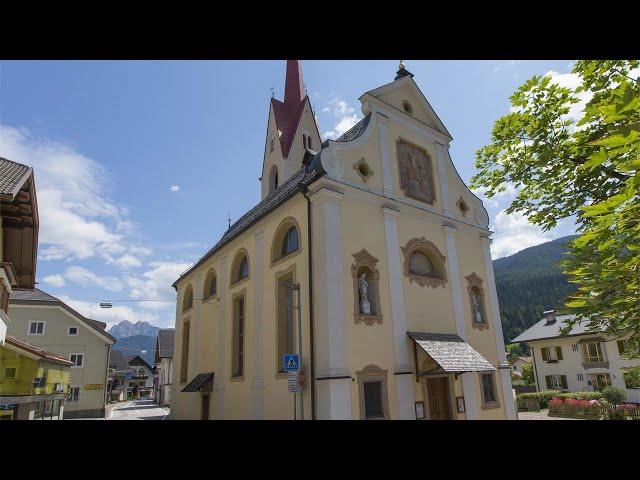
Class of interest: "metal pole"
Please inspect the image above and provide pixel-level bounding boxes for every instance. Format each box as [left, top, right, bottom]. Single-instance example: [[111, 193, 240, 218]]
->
[[295, 282, 304, 420]]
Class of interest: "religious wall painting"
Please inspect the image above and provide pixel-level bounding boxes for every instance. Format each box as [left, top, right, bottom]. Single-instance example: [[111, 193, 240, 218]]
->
[[396, 140, 436, 204]]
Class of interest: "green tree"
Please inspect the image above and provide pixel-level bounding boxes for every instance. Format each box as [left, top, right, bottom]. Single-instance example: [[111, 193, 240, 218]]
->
[[472, 60, 639, 354], [521, 363, 535, 385]]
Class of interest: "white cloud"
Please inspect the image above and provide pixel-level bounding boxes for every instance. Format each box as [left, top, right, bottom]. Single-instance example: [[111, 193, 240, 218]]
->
[[170, 185, 179, 192], [41, 274, 66, 288], [0, 124, 150, 263], [114, 254, 142, 268], [490, 210, 556, 259], [64, 266, 123, 292], [321, 98, 361, 140], [125, 260, 192, 311]]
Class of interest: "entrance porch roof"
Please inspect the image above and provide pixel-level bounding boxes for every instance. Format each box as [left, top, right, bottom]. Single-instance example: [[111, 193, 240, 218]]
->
[[408, 332, 495, 373]]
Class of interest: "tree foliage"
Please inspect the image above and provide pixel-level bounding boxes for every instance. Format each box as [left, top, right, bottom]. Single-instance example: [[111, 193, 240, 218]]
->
[[472, 60, 639, 355]]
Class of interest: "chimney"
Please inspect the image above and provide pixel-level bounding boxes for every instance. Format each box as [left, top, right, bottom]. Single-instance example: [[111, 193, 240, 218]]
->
[[543, 309, 556, 325]]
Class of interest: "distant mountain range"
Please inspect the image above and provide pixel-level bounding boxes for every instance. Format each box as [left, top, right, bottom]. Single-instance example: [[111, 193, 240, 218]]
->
[[111, 335, 157, 366], [494, 235, 578, 344], [109, 320, 159, 339]]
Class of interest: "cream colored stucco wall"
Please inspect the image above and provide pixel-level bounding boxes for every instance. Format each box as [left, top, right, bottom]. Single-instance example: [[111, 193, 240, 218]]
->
[[6, 303, 112, 416], [527, 334, 639, 393]]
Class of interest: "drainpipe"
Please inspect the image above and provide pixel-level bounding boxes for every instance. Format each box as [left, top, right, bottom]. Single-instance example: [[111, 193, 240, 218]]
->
[[301, 186, 316, 420]]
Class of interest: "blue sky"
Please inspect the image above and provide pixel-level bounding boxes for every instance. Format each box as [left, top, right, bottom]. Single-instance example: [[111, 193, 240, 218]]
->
[[0, 60, 578, 328]]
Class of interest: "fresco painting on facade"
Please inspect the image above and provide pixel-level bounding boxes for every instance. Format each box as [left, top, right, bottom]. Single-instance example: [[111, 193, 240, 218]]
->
[[169, 60, 516, 421]]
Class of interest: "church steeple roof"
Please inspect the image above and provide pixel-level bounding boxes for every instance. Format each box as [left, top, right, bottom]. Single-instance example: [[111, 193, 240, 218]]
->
[[284, 60, 305, 106], [271, 60, 310, 158]]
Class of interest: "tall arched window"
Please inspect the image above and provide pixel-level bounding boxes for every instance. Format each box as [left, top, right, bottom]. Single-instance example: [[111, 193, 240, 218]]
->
[[231, 250, 250, 285], [203, 269, 217, 299], [271, 218, 301, 264], [401, 237, 447, 288], [281, 226, 299, 258], [182, 285, 193, 312], [269, 165, 279, 193]]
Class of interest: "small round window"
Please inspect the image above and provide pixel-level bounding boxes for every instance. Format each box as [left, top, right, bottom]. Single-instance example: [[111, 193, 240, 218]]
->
[[402, 100, 413, 114]]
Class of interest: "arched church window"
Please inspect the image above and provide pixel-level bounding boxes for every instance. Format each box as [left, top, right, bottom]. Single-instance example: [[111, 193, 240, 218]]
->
[[281, 226, 299, 258], [466, 273, 488, 330], [203, 269, 217, 299], [231, 250, 250, 285], [271, 218, 301, 264], [182, 284, 193, 312], [401, 237, 447, 288], [351, 249, 382, 325], [269, 165, 279, 193]]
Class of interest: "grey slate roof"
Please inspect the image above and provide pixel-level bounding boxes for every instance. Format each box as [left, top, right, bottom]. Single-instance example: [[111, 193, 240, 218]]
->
[[109, 349, 130, 371], [181, 372, 214, 392], [172, 155, 325, 288], [10, 287, 116, 343], [510, 314, 597, 344], [335, 114, 371, 142], [0, 157, 32, 198], [156, 329, 175, 359], [408, 332, 496, 372]]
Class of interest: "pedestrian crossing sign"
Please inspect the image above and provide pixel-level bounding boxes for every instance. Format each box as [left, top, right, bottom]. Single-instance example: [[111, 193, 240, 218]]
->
[[283, 354, 300, 372]]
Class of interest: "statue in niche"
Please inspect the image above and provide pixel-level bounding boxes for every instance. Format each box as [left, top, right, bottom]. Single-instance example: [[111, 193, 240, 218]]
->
[[397, 140, 435, 204], [472, 290, 484, 323], [358, 273, 371, 315]]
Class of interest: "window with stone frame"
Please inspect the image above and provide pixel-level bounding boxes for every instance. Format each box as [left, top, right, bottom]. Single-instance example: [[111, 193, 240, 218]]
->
[[182, 284, 193, 312], [401, 237, 447, 288], [351, 249, 382, 325], [276, 269, 295, 374], [480, 372, 500, 409], [180, 319, 190, 383], [231, 293, 246, 379], [465, 273, 488, 330], [356, 365, 390, 419]]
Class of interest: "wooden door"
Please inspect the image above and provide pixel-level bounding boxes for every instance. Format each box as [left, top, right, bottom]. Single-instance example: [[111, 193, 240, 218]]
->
[[201, 394, 210, 420], [426, 377, 451, 420]]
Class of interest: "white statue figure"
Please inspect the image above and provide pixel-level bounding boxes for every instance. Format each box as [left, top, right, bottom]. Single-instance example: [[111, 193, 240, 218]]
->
[[473, 293, 484, 323], [358, 273, 371, 315]]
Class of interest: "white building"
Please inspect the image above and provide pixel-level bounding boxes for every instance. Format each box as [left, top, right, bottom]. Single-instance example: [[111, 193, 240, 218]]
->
[[511, 310, 640, 403], [154, 329, 174, 407]]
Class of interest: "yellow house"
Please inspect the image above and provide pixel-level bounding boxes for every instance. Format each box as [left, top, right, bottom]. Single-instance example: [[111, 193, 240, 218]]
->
[[170, 61, 516, 420]]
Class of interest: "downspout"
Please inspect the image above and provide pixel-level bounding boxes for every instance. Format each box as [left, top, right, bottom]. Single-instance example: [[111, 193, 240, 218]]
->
[[104, 343, 111, 417], [301, 186, 316, 420]]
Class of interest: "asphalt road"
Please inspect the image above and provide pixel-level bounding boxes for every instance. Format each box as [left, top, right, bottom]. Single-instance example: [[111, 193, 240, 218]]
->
[[108, 399, 170, 420]]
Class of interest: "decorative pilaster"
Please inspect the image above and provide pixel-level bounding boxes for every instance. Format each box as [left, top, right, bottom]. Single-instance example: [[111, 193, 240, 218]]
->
[[310, 187, 352, 419], [214, 255, 228, 419], [481, 235, 517, 420], [377, 114, 394, 197], [382, 205, 415, 419], [444, 224, 478, 419], [250, 229, 265, 419], [436, 142, 453, 217]]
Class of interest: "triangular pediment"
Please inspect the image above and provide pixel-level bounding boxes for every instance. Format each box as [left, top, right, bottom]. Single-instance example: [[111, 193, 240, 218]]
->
[[364, 76, 452, 140]]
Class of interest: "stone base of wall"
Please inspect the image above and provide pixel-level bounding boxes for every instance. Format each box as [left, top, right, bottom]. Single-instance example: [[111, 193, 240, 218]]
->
[[64, 408, 105, 419]]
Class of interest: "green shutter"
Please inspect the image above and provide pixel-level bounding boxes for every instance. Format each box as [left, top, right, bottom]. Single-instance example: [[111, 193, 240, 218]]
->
[[561, 375, 568, 389], [545, 376, 552, 389], [541, 348, 548, 361], [556, 346, 563, 360]]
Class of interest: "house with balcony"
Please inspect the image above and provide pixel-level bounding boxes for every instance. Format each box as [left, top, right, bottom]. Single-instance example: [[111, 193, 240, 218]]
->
[[127, 354, 154, 398], [511, 310, 640, 403], [0, 334, 73, 420]]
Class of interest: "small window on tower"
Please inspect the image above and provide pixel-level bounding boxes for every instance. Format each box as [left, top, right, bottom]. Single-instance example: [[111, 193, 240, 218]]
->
[[308, 137, 312, 150], [270, 136, 274, 153], [302, 134, 307, 148]]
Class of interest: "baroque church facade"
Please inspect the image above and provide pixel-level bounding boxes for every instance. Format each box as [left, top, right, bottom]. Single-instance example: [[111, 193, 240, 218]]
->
[[170, 61, 517, 420]]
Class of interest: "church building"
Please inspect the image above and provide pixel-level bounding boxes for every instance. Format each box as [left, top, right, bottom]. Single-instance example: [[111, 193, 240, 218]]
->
[[170, 61, 516, 420]]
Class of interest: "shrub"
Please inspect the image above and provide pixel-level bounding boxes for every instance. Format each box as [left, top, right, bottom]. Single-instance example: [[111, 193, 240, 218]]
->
[[623, 366, 640, 389], [517, 390, 565, 409], [548, 397, 603, 419], [556, 391, 603, 401], [601, 386, 627, 405]]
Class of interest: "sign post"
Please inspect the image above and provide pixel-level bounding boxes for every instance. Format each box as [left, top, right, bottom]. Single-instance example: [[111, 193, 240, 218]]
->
[[281, 280, 304, 420]]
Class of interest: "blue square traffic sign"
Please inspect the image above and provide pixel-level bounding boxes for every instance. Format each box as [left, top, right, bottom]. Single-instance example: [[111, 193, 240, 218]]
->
[[283, 354, 300, 372]]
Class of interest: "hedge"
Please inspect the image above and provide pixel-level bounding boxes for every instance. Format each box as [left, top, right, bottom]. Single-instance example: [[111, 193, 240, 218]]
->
[[516, 390, 603, 410]]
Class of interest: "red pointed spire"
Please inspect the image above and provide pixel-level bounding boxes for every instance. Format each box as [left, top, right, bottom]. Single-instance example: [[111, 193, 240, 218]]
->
[[284, 60, 305, 107]]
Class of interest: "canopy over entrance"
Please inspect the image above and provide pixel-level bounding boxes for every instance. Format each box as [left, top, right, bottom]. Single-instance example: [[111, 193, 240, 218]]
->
[[181, 372, 214, 393], [408, 332, 495, 377]]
